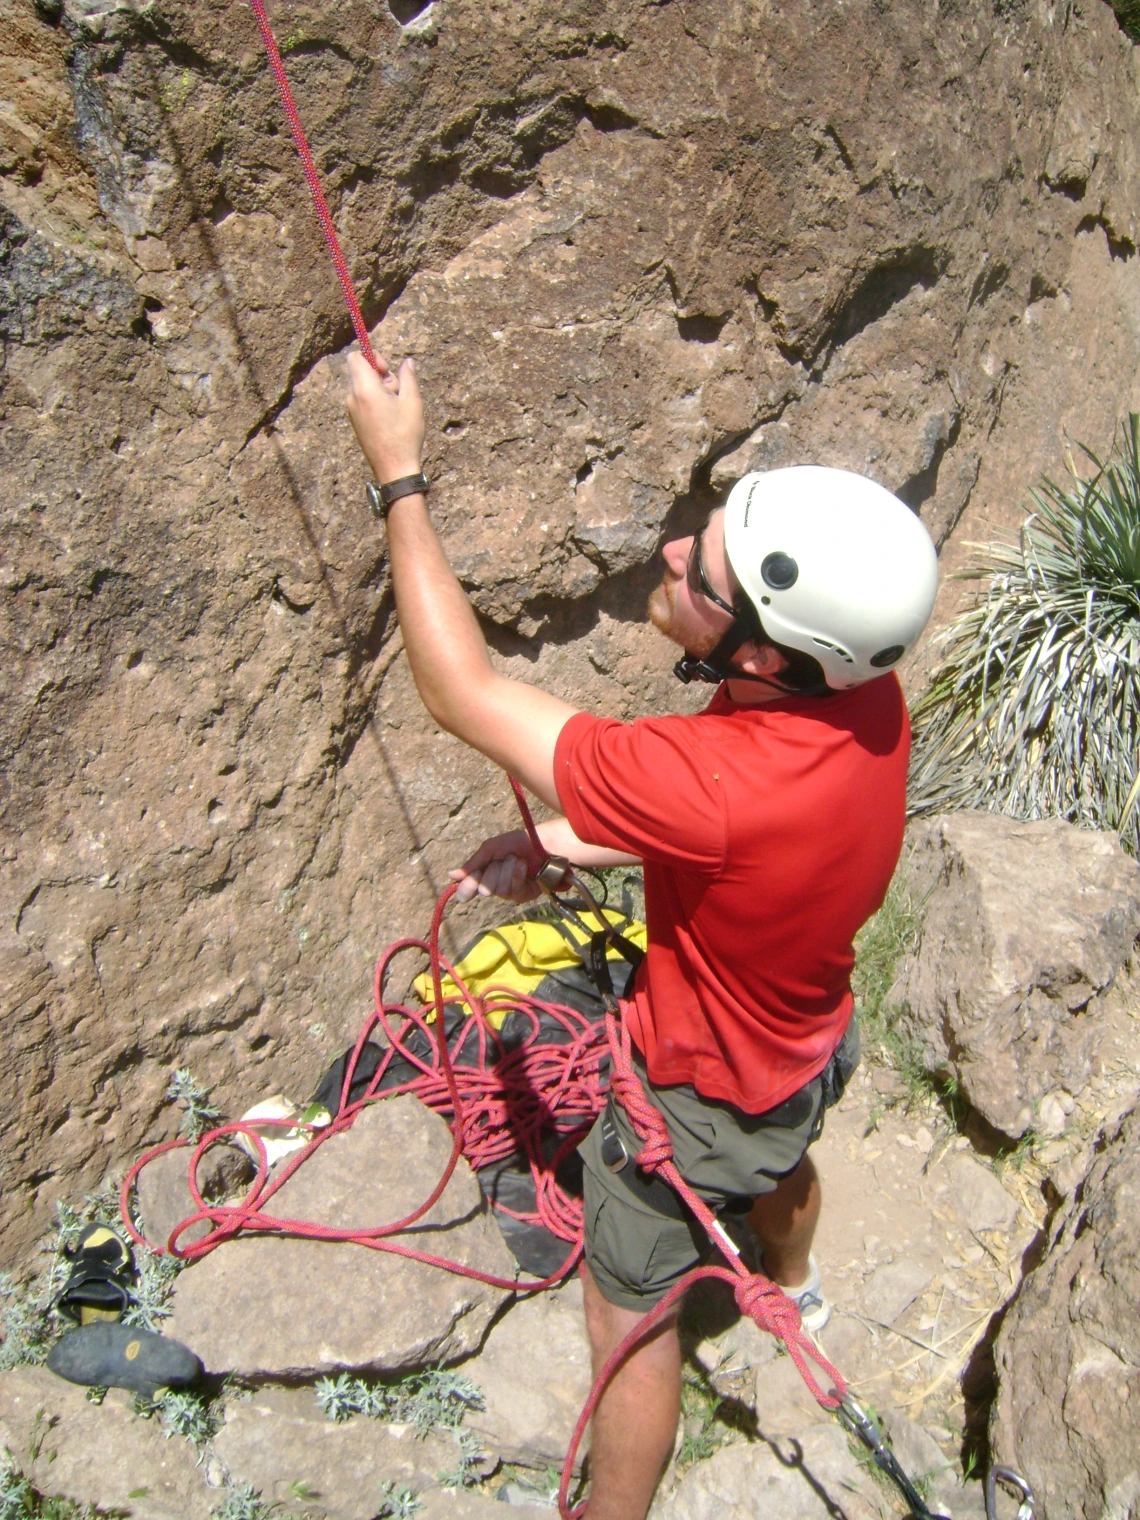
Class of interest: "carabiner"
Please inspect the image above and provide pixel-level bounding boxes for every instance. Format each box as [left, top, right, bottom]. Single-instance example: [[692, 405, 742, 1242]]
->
[[985, 1464, 1034, 1520]]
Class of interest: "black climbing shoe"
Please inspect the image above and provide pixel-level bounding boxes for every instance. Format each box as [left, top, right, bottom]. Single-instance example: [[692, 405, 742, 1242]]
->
[[46, 1323, 202, 1399], [56, 1224, 134, 1326]]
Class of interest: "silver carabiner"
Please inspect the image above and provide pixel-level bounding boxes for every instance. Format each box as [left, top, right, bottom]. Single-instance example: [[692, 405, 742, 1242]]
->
[[985, 1465, 1034, 1520]]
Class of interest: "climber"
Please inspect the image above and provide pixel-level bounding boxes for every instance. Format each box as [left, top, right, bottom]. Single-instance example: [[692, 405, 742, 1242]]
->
[[344, 349, 938, 1520]]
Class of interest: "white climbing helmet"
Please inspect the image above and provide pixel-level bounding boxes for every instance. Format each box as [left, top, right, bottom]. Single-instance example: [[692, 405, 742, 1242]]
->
[[722, 466, 939, 690]]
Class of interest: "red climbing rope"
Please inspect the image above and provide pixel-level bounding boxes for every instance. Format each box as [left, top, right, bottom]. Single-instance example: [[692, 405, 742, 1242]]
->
[[121, 879, 601, 1289], [246, 0, 381, 373], [122, 780, 844, 1519]]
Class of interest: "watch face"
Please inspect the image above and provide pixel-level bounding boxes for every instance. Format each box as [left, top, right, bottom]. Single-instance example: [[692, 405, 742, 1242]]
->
[[365, 482, 385, 518]]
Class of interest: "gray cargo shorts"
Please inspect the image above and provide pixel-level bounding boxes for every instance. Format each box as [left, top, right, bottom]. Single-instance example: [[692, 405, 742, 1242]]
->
[[580, 1020, 860, 1311]]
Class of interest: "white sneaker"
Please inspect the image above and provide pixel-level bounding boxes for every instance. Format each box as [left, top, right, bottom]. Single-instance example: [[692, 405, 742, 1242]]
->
[[765, 1252, 830, 1334]]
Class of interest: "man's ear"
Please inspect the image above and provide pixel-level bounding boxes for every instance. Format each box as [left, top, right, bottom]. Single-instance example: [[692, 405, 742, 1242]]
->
[[732, 642, 789, 678]]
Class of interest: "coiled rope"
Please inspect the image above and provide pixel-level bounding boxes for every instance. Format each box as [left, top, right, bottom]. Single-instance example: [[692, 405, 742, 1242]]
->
[[122, 782, 845, 1517]]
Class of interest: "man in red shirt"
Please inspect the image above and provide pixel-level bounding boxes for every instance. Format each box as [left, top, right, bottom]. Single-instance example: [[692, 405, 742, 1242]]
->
[[345, 350, 937, 1520]]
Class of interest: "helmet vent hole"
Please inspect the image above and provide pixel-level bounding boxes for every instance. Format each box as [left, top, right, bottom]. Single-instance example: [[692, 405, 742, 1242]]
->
[[813, 637, 855, 663], [760, 595, 771, 606], [760, 552, 799, 590], [870, 645, 905, 668]]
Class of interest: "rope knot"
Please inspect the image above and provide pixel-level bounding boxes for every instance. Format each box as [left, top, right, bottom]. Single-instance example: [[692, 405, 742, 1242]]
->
[[633, 1127, 673, 1172], [606, 1034, 674, 1174], [734, 1272, 804, 1341]]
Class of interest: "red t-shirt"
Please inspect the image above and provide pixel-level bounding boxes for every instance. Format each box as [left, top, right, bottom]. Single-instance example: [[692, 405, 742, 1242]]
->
[[553, 675, 909, 1113]]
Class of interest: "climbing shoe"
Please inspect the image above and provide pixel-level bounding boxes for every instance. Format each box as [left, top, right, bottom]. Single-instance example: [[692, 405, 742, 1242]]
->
[[55, 1224, 133, 1326], [46, 1323, 202, 1399]]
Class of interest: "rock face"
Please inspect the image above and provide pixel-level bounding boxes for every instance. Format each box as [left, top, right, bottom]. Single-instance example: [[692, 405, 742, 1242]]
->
[[649, 1424, 891, 1520], [0, 1366, 212, 1520], [899, 815, 1140, 1138], [212, 1384, 459, 1520], [990, 1100, 1140, 1520], [466, 1275, 592, 1468], [166, 1096, 516, 1377], [3, 0, 1140, 1260]]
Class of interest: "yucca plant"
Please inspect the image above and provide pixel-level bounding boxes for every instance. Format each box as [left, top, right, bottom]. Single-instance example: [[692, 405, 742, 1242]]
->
[[908, 413, 1140, 855], [1110, 0, 1140, 43]]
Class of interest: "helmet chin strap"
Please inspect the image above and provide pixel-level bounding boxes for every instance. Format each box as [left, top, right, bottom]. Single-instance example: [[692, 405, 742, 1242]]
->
[[673, 618, 829, 696]]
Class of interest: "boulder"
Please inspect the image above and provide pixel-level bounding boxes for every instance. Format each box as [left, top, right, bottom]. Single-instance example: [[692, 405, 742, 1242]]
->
[[898, 816, 1140, 1138], [859, 1259, 932, 1326], [0, 1366, 211, 1520], [649, 1424, 891, 1520], [990, 1099, 1140, 1520], [136, 1148, 214, 1252], [944, 1154, 1018, 1236], [167, 1097, 516, 1377], [466, 1276, 593, 1469], [211, 1384, 458, 1520], [879, 1411, 983, 1520]]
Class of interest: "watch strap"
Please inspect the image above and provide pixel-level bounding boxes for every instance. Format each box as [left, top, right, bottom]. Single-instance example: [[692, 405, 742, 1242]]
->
[[366, 472, 429, 518]]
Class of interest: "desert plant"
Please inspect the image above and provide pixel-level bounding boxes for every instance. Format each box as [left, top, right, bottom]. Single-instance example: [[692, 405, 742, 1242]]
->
[[167, 1069, 221, 1141], [437, 1428, 485, 1490], [374, 1484, 421, 1520], [1110, 0, 1140, 43], [0, 1449, 97, 1519], [152, 1388, 223, 1446], [909, 414, 1140, 854], [314, 1369, 483, 1431]]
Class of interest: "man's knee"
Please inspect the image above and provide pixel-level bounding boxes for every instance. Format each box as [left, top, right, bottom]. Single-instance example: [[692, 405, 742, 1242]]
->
[[582, 1263, 680, 1363]]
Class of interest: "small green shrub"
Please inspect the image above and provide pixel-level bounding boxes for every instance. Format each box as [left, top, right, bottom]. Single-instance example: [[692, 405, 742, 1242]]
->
[[167, 1070, 220, 1141], [851, 868, 932, 1103], [314, 1368, 483, 1431], [375, 1484, 421, 1520], [153, 1389, 222, 1446], [0, 1449, 104, 1519], [909, 415, 1140, 856], [209, 1485, 273, 1520], [1110, 0, 1140, 42], [436, 1428, 485, 1489]]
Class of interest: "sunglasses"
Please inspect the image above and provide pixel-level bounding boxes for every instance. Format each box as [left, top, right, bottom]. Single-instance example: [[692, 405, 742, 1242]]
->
[[686, 522, 738, 619]]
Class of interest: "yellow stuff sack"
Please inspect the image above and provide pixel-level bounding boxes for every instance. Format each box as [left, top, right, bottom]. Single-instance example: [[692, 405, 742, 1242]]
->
[[412, 909, 647, 1030]]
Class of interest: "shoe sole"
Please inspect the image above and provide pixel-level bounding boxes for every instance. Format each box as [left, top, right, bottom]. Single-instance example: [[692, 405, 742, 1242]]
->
[[46, 1324, 201, 1398]]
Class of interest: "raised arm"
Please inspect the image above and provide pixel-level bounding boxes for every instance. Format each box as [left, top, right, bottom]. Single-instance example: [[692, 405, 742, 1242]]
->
[[345, 351, 578, 811]]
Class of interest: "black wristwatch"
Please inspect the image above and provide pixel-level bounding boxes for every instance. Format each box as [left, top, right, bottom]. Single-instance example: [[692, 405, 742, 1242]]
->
[[366, 471, 429, 518]]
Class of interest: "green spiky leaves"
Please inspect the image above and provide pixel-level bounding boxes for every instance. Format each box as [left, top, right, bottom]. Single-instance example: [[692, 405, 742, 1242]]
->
[[909, 414, 1140, 854]]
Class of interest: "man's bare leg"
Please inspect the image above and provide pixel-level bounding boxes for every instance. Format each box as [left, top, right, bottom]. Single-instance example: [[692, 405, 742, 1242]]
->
[[580, 1262, 681, 1520], [747, 1154, 821, 1287]]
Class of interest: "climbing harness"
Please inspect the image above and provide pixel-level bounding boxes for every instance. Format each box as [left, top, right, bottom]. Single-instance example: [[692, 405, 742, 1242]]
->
[[126, 9, 1036, 1515]]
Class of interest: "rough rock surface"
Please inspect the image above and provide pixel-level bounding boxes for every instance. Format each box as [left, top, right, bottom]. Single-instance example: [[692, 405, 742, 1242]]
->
[[2, 0, 1140, 1261], [990, 1099, 1140, 1520], [136, 1145, 216, 1250], [649, 1424, 891, 1520], [899, 815, 1140, 1137], [212, 1384, 459, 1520], [466, 1275, 592, 1468], [0, 1365, 212, 1520], [167, 1095, 516, 1376]]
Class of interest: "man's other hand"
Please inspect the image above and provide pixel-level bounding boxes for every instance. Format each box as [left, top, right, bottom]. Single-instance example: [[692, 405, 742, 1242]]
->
[[449, 830, 544, 904], [345, 349, 425, 484]]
